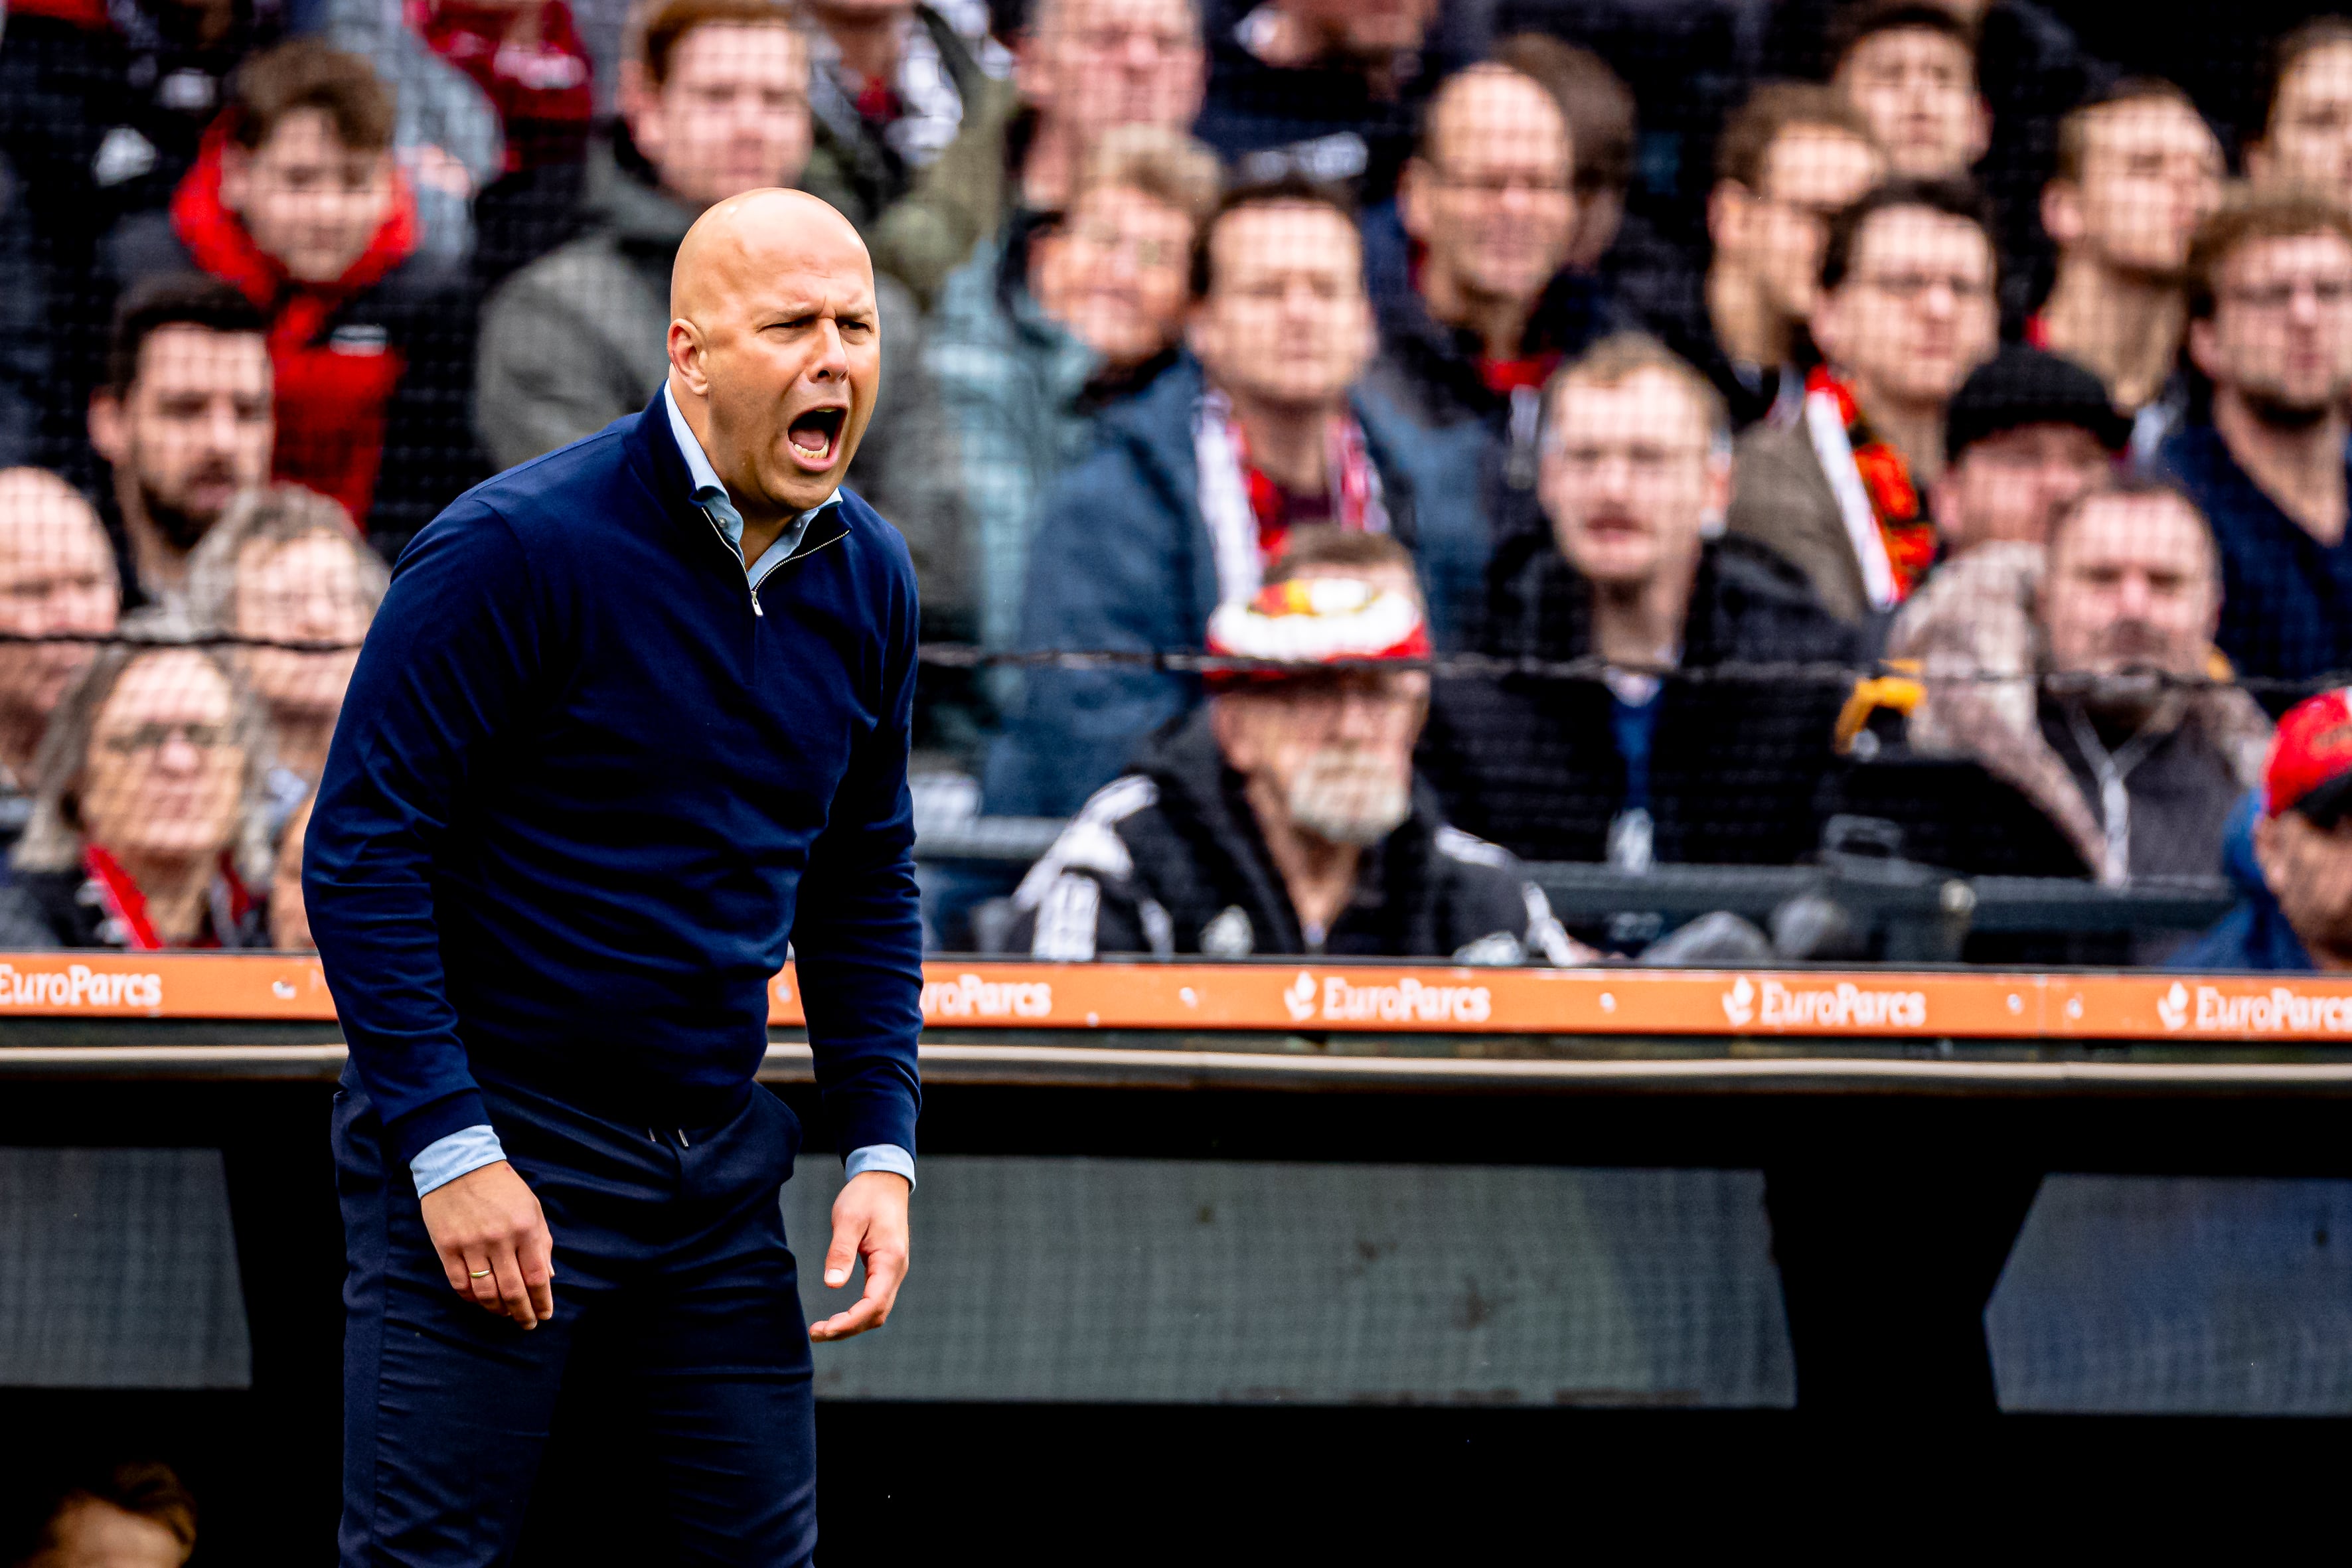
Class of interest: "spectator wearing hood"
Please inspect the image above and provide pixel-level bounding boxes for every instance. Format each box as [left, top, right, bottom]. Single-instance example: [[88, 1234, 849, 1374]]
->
[[2177, 690, 2352, 972], [982, 175, 1483, 819], [1840, 481, 2268, 935], [102, 39, 482, 556], [1362, 58, 1613, 506], [872, 0, 1206, 304], [475, 0, 966, 617], [1418, 334, 1860, 876], [1004, 528, 1579, 965]]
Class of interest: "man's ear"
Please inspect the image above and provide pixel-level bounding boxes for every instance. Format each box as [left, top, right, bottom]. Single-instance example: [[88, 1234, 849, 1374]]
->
[[1929, 467, 1962, 544], [2254, 809, 2287, 892], [1809, 288, 1845, 367], [1184, 299, 1214, 366], [2041, 179, 2084, 252], [1966, 94, 1992, 168], [1397, 158, 1435, 242], [2186, 317, 2219, 382], [1707, 181, 1751, 257], [2245, 137, 2274, 186], [218, 143, 251, 215], [666, 319, 708, 394], [88, 390, 126, 467], [1208, 695, 1248, 769]]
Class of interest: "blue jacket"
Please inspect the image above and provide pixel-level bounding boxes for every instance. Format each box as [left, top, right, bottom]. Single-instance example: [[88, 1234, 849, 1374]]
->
[[305, 396, 924, 1166], [2159, 422, 2352, 687], [980, 356, 1476, 819], [2172, 792, 2315, 973]]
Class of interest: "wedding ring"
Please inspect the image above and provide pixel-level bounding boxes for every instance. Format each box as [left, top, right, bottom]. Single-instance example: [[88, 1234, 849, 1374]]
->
[[470, 1268, 493, 1279]]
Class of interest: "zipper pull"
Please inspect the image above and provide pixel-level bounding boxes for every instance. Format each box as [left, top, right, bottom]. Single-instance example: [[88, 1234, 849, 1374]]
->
[[751, 589, 764, 618]]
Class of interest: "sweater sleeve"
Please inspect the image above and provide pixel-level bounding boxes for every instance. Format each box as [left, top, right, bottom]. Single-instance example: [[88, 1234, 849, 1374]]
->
[[789, 554, 925, 1158], [303, 506, 544, 1165]]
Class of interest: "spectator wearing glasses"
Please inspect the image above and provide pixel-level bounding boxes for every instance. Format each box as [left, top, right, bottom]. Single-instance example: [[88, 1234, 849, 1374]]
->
[[2179, 688, 2352, 973], [2159, 189, 2352, 691], [0, 637, 277, 950], [185, 483, 387, 787], [103, 40, 482, 556], [927, 125, 1219, 659], [2029, 80, 2221, 453], [875, 0, 1206, 303], [1005, 528, 1578, 964], [477, 0, 965, 615], [1656, 84, 1883, 432], [1729, 178, 1999, 626], [87, 275, 273, 609], [985, 177, 1477, 818], [1366, 60, 1607, 502], [1848, 483, 2266, 925], [1419, 335, 1859, 877], [0, 469, 121, 858], [2247, 19, 2352, 216]]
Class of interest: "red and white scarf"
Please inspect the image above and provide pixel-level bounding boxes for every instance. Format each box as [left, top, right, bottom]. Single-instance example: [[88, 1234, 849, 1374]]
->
[[1194, 390, 1389, 605]]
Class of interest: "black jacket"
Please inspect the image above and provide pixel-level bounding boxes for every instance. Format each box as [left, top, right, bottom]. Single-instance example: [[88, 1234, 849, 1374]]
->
[[1004, 708, 1572, 964], [1419, 532, 1859, 866]]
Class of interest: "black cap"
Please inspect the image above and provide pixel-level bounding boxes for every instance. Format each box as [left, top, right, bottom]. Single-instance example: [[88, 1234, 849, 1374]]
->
[[1944, 345, 2132, 465]]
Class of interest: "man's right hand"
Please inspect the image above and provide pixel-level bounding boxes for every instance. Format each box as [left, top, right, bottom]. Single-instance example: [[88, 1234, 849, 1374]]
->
[[420, 1160, 556, 1329]]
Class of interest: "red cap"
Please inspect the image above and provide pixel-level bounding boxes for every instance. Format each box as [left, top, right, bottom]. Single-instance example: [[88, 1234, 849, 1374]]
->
[[2265, 688, 2352, 818]]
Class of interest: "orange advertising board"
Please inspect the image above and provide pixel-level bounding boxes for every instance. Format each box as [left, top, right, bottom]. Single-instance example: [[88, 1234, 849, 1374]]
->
[[9, 953, 2352, 1045]]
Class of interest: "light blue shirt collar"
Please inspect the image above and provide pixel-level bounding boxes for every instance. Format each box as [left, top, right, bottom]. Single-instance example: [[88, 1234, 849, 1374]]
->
[[662, 382, 840, 587]]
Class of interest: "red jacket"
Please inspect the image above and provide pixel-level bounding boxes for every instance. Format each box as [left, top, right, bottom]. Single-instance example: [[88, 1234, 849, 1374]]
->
[[169, 127, 420, 525]]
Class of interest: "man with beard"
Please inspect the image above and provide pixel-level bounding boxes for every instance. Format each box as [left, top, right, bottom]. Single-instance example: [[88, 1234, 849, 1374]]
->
[[86, 274, 273, 609], [0, 468, 121, 860], [1838, 482, 2268, 949], [2029, 80, 2221, 453], [1004, 527, 1577, 964], [2160, 189, 2352, 693], [1415, 334, 1859, 886], [2178, 687, 2352, 972]]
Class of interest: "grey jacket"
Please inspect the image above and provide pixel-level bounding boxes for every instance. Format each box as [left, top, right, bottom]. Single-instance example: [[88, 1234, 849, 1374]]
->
[[1726, 418, 1869, 625], [473, 151, 972, 623]]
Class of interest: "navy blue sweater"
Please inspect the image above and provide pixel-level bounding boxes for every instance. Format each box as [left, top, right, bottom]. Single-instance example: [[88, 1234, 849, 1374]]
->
[[305, 395, 924, 1166]]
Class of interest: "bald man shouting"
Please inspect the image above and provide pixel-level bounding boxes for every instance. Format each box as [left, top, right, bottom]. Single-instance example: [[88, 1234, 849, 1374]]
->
[[306, 191, 920, 1565]]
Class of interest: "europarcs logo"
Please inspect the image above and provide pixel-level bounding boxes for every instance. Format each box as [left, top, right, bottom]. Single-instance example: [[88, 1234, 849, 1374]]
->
[[1283, 971, 1494, 1026], [1719, 975, 1926, 1030]]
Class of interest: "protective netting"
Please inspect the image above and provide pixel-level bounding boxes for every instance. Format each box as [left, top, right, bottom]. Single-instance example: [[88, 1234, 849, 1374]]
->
[[7, 0, 2352, 967]]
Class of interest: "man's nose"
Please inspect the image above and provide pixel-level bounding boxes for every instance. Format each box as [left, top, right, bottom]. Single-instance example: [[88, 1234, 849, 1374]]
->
[[809, 319, 850, 378], [155, 731, 202, 773], [203, 399, 242, 452]]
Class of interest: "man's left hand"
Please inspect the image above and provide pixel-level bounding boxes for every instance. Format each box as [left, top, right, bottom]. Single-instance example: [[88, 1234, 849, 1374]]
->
[[809, 1170, 910, 1342]]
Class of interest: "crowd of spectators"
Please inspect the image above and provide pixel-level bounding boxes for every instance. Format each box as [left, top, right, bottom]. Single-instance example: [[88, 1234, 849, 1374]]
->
[[8, 0, 2352, 969]]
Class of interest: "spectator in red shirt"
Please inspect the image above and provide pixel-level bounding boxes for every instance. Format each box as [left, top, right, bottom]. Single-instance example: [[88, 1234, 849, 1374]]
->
[[103, 39, 482, 556]]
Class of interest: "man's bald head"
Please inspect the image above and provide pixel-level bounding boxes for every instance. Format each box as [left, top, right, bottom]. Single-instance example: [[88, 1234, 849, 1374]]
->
[[0, 466, 119, 747], [666, 189, 883, 529], [671, 187, 869, 321]]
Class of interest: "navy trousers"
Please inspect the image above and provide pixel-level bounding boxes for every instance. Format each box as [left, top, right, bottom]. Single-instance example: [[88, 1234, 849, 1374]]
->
[[335, 1060, 817, 1567]]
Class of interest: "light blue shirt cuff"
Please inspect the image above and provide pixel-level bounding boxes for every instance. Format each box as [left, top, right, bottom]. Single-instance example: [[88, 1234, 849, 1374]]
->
[[410, 1124, 508, 1197], [844, 1143, 915, 1188]]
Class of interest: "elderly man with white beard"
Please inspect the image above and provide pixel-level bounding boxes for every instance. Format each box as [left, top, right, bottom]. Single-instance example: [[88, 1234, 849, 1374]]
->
[[1004, 528, 1579, 963]]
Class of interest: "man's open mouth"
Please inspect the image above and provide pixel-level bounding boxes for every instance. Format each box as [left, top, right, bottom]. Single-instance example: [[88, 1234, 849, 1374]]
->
[[787, 406, 847, 469]]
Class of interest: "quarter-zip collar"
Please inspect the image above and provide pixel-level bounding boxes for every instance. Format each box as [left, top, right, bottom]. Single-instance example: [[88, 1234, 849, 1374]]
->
[[661, 382, 841, 599]]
